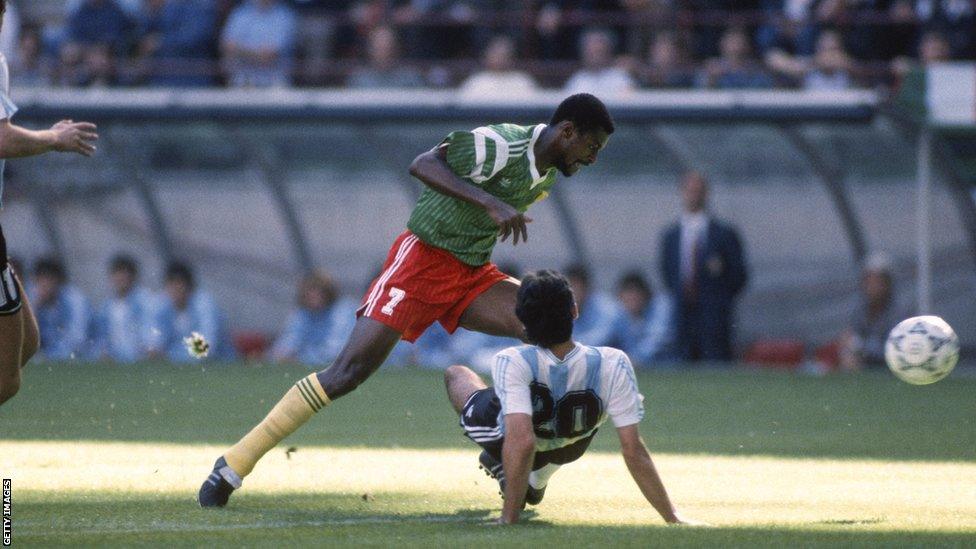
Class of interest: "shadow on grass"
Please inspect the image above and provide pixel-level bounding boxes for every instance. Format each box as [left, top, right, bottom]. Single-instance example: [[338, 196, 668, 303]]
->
[[13, 493, 976, 548], [4, 363, 976, 461]]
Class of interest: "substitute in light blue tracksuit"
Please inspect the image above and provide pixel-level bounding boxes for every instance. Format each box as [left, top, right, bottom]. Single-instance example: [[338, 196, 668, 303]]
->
[[147, 261, 235, 362], [92, 254, 156, 363]]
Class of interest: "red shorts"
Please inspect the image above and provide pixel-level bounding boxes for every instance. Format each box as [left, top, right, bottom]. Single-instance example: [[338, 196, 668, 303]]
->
[[357, 231, 511, 342]]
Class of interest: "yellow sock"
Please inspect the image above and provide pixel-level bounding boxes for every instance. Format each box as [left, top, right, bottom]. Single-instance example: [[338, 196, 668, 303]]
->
[[224, 373, 330, 478]]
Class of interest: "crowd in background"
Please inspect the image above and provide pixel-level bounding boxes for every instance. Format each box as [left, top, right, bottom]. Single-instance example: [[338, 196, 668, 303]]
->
[[13, 253, 680, 370], [15, 167, 904, 371], [1, 0, 973, 91], [2, 1, 931, 369], [16, 256, 238, 363]]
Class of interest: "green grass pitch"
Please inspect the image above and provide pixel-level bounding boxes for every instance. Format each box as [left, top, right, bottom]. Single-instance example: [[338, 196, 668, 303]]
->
[[2, 362, 975, 547]]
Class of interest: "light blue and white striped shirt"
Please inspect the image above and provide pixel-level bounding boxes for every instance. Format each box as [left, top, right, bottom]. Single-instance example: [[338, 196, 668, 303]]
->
[[93, 287, 156, 363], [492, 343, 645, 452], [31, 284, 93, 361], [269, 297, 357, 366], [0, 52, 18, 207], [147, 289, 236, 362]]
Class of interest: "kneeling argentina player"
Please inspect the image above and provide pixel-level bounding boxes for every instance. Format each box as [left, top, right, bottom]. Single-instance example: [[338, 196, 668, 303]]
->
[[443, 270, 703, 525]]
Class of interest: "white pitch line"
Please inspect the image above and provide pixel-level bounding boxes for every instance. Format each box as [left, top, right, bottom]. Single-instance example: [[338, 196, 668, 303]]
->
[[17, 514, 490, 538]]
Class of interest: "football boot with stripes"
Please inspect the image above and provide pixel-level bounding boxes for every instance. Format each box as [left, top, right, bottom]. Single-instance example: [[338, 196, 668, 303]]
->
[[198, 456, 241, 507]]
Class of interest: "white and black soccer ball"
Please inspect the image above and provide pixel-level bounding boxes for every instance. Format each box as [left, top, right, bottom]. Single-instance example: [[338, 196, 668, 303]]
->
[[884, 315, 959, 385]]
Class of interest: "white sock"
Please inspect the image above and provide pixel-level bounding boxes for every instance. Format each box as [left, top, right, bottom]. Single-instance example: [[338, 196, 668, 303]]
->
[[218, 463, 243, 489], [529, 464, 560, 489]]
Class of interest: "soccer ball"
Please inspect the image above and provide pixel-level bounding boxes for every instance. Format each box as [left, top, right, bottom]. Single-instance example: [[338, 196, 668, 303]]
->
[[183, 331, 210, 359], [884, 316, 959, 385]]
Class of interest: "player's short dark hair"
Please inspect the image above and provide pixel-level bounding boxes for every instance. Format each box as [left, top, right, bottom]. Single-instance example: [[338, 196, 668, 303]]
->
[[550, 94, 615, 136], [164, 261, 194, 288], [109, 254, 139, 276], [616, 270, 651, 296], [562, 263, 590, 286], [516, 269, 575, 348], [0, 1, 6, 15], [34, 256, 66, 282]]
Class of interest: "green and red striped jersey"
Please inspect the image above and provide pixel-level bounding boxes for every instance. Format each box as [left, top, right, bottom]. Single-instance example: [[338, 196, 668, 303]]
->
[[406, 123, 557, 266]]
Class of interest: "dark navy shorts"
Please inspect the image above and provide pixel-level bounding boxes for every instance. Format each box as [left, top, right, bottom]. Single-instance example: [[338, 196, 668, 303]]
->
[[459, 388, 596, 470], [0, 221, 22, 315]]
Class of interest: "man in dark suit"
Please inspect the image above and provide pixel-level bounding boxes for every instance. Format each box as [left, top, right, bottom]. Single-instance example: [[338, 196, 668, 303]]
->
[[660, 171, 747, 362]]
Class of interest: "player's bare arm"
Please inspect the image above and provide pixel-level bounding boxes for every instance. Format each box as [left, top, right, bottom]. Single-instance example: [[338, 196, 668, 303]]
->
[[617, 424, 703, 525], [499, 412, 535, 524], [0, 119, 98, 158], [409, 145, 532, 245]]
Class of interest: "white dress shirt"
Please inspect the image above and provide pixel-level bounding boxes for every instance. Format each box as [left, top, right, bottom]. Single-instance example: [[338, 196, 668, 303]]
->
[[680, 212, 708, 283]]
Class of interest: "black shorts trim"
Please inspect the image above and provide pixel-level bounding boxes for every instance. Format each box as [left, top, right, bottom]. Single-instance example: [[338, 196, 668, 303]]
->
[[459, 388, 597, 470], [0, 264, 23, 316], [0, 222, 21, 316]]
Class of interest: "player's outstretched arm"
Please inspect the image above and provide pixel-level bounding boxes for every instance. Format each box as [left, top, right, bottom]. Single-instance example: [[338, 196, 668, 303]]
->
[[409, 146, 531, 245], [617, 424, 703, 526], [0, 119, 98, 159], [499, 413, 535, 524]]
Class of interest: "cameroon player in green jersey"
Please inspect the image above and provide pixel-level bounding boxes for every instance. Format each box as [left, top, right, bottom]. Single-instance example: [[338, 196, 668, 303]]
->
[[199, 94, 615, 509]]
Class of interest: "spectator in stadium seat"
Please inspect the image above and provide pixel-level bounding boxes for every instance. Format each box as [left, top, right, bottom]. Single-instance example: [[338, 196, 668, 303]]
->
[[838, 253, 909, 370], [803, 30, 854, 89], [879, 0, 920, 60], [697, 27, 775, 89], [288, 0, 354, 85], [766, 29, 853, 90], [220, 0, 297, 87], [640, 31, 695, 89], [660, 171, 748, 363], [269, 271, 357, 366], [137, 0, 218, 86], [755, 0, 817, 57], [891, 30, 952, 102], [564, 29, 636, 95], [93, 255, 155, 363], [615, 270, 674, 367], [564, 263, 628, 348], [147, 261, 236, 362], [391, 0, 503, 60], [684, 0, 761, 59], [914, 0, 976, 59], [811, 0, 890, 61], [60, 0, 135, 86], [532, 2, 579, 61], [346, 25, 424, 88], [29, 257, 93, 361], [617, 0, 673, 56], [11, 25, 50, 86], [918, 31, 952, 66], [458, 35, 537, 99], [916, 29, 953, 64]]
